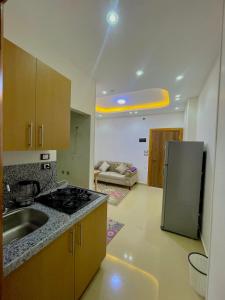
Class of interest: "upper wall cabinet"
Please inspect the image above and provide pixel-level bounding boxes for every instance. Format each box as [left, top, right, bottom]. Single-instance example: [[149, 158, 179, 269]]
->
[[3, 39, 71, 151], [3, 39, 37, 151], [36, 60, 71, 150]]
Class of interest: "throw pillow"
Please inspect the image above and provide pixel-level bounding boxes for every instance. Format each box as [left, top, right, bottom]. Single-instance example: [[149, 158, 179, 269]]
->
[[115, 163, 128, 175], [99, 161, 110, 172], [94, 161, 102, 170]]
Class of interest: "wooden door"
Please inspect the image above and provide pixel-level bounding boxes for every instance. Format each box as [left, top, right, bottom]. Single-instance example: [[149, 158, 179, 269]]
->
[[148, 128, 183, 188], [4, 229, 74, 300], [75, 202, 107, 300], [36, 60, 71, 150], [3, 39, 36, 150]]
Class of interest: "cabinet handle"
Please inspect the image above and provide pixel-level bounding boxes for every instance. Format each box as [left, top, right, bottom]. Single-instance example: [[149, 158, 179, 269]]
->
[[28, 122, 33, 147], [39, 124, 44, 147], [79, 223, 83, 248], [76, 223, 83, 248], [69, 230, 75, 255]]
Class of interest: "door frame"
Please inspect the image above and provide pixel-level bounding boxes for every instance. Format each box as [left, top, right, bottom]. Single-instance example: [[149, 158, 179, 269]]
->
[[147, 128, 183, 186]]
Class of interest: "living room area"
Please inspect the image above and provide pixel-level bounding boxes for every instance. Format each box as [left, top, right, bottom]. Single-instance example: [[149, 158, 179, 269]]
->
[[90, 1, 223, 298]]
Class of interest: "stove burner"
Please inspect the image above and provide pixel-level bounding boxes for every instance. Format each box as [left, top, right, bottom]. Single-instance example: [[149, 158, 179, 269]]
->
[[63, 199, 75, 208], [36, 186, 100, 215]]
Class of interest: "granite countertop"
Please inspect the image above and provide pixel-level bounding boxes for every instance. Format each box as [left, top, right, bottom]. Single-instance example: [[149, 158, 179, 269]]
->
[[3, 191, 108, 277]]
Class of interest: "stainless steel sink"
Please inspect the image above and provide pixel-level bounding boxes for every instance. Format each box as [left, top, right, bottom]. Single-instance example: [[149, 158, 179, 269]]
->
[[3, 208, 49, 245]]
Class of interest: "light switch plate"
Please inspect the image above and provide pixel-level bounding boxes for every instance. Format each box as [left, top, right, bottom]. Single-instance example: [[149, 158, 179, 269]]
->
[[40, 153, 50, 160]]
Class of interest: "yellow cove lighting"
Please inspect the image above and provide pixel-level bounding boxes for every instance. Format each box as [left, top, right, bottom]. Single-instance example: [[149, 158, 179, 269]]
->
[[106, 254, 159, 288], [96, 89, 170, 114]]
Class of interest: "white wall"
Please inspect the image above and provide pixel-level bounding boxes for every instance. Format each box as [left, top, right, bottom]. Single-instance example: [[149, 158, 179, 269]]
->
[[207, 3, 225, 298], [95, 112, 184, 184], [184, 98, 198, 141], [3, 151, 56, 166], [3, 1, 96, 186], [196, 59, 220, 254]]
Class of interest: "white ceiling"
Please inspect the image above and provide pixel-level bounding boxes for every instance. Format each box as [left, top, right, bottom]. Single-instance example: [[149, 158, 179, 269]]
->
[[5, 0, 223, 117]]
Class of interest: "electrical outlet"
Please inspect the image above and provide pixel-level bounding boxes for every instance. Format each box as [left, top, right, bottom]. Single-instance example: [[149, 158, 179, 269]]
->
[[41, 163, 51, 170]]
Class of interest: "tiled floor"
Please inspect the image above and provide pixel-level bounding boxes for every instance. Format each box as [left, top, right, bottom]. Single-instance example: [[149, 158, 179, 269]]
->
[[82, 184, 204, 300]]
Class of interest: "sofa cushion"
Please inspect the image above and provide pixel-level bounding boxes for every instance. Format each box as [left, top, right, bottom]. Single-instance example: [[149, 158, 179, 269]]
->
[[115, 163, 128, 175], [99, 171, 126, 180], [94, 161, 102, 170], [109, 162, 131, 172], [99, 161, 110, 172]]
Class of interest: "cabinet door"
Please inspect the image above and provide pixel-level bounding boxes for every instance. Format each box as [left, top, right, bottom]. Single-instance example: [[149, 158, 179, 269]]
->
[[75, 202, 107, 300], [39, 229, 75, 300], [3, 39, 36, 150], [4, 229, 75, 300], [36, 60, 71, 150]]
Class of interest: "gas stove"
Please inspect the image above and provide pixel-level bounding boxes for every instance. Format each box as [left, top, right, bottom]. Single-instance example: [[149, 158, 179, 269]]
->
[[36, 186, 100, 215]]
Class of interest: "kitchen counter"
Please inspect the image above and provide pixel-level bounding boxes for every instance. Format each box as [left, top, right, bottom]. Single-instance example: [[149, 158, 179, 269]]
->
[[3, 191, 108, 277]]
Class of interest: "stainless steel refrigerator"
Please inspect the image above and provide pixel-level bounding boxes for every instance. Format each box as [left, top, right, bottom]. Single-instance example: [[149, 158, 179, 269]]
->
[[161, 141, 204, 239]]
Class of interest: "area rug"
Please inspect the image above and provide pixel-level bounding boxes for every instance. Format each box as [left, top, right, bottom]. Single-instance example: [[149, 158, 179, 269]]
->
[[98, 183, 130, 206], [107, 219, 124, 244]]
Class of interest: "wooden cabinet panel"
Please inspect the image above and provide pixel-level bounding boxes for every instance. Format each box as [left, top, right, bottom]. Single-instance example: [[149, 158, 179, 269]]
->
[[75, 202, 107, 300], [3, 230, 74, 300], [3, 39, 36, 150], [36, 60, 71, 150], [38, 229, 74, 300]]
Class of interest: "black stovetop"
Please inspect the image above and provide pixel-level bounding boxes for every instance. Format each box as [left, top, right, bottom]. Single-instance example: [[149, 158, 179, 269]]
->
[[36, 187, 100, 215]]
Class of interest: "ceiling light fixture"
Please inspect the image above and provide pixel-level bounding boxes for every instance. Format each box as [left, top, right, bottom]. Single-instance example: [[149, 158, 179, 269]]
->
[[134, 111, 138, 114], [117, 99, 126, 105], [98, 114, 103, 117], [136, 70, 144, 77], [175, 95, 181, 101], [175, 107, 179, 110], [176, 75, 184, 81], [102, 90, 107, 95], [129, 111, 133, 115], [96, 89, 170, 113], [106, 11, 119, 26]]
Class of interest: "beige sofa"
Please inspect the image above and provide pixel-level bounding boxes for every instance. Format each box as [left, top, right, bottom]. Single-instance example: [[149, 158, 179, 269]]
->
[[95, 161, 138, 189]]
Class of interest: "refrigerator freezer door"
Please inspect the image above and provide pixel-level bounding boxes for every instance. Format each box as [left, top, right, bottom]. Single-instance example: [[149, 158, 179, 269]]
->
[[162, 141, 204, 239]]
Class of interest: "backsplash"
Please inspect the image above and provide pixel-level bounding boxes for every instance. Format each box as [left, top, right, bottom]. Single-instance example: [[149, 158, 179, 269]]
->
[[3, 161, 57, 195]]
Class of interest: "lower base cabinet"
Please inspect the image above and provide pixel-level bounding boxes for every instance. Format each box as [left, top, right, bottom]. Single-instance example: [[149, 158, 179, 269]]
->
[[75, 202, 107, 299], [3, 230, 74, 300], [3, 202, 107, 300]]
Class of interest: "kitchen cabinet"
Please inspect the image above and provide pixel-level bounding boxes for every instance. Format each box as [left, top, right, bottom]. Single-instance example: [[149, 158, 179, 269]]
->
[[74, 202, 107, 300], [3, 39, 36, 151], [3, 229, 74, 300], [3, 39, 71, 151], [3, 202, 107, 300], [36, 60, 71, 150]]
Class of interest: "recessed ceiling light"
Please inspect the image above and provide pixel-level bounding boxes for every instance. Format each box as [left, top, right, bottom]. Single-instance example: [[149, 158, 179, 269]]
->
[[98, 114, 103, 117], [175, 95, 181, 101], [129, 111, 133, 115], [106, 11, 119, 26], [134, 111, 138, 114], [175, 107, 179, 110], [176, 75, 184, 81], [136, 70, 144, 77], [117, 99, 126, 105], [102, 90, 107, 95]]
